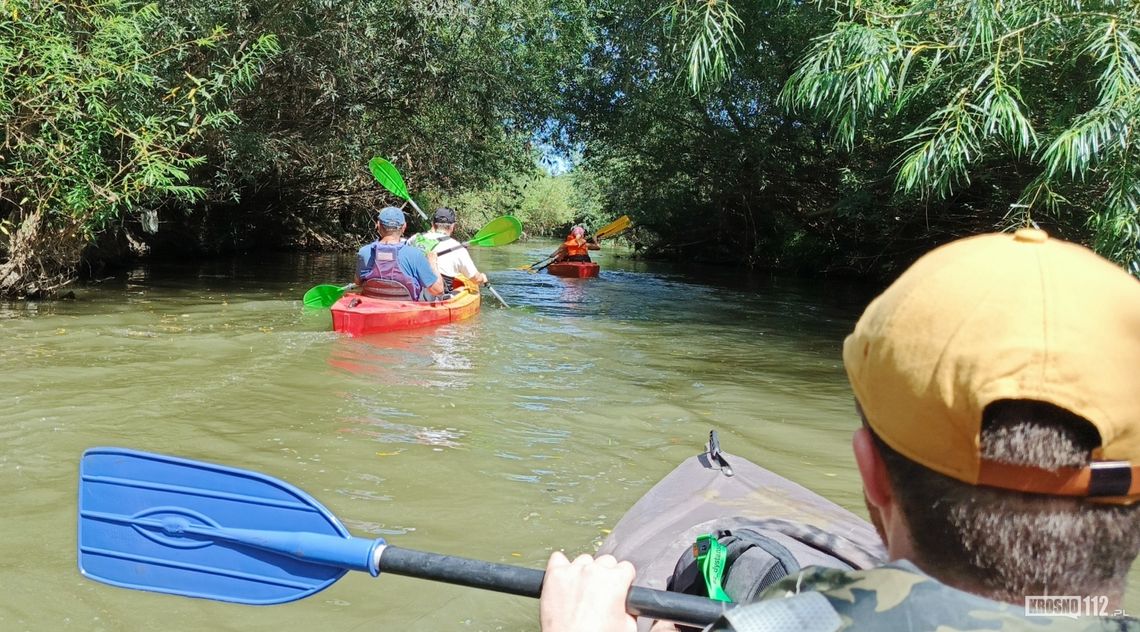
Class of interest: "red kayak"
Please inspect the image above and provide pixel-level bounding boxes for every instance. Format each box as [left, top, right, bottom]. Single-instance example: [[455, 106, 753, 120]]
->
[[547, 261, 600, 278], [330, 286, 480, 335]]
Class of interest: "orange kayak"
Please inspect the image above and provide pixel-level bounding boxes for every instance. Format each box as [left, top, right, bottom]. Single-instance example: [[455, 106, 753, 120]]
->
[[330, 287, 480, 335], [547, 261, 600, 278]]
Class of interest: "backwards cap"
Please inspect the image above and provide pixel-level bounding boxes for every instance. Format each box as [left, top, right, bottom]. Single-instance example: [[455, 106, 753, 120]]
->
[[843, 228, 1140, 501]]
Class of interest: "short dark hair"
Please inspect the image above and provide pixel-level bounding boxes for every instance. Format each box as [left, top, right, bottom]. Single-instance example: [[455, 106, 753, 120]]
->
[[868, 400, 1140, 600]]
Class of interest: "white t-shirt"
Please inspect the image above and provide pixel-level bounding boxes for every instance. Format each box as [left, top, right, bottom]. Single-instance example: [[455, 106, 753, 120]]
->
[[433, 236, 481, 280]]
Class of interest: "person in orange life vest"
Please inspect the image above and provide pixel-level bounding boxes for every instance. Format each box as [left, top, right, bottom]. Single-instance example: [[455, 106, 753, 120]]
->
[[355, 207, 445, 301], [549, 225, 600, 264]]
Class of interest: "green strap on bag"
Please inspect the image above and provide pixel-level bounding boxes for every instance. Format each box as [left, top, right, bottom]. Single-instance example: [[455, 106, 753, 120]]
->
[[695, 534, 733, 602]]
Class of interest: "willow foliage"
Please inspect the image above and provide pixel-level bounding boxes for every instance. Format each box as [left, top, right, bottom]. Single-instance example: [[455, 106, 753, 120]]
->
[[780, 0, 1140, 270], [0, 0, 591, 297], [192, 0, 591, 201], [660, 0, 744, 94], [558, 0, 844, 269], [0, 0, 277, 297], [445, 171, 585, 237]]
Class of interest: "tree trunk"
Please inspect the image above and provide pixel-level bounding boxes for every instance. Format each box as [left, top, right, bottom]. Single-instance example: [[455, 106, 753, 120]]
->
[[0, 208, 84, 299]]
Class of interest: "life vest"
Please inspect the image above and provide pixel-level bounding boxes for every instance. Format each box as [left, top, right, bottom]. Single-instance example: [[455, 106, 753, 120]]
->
[[408, 231, 462, 287], [362, 242, 422, 301], [563, 235, 589, 258]]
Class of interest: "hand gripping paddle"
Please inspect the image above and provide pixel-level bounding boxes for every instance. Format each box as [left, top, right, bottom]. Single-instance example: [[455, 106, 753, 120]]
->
[[77, 447, 731, 625]]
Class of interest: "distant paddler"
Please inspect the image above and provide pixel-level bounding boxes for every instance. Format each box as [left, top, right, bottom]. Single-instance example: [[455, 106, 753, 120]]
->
[[548, 225, 600, 265], [519, 215, 631, 273]]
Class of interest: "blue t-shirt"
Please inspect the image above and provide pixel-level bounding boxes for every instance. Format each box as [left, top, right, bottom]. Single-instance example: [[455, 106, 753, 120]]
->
[[356, 241, 440, 297]]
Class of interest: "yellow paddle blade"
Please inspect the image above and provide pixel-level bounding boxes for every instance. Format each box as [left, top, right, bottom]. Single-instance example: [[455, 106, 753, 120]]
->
[[595, 215, 631, 239], [452, 274, 480, 294]]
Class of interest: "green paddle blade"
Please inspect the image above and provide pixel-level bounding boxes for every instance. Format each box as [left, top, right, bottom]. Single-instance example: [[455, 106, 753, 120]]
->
[[595, 215, 631, 239], [368, 157, 410, 200], [303, 284, 354, 309], [468, 216, 522, 247]]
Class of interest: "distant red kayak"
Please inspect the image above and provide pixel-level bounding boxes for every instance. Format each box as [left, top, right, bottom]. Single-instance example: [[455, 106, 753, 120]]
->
[[330, 287, 480, 335], [547, 261, 600, 278]]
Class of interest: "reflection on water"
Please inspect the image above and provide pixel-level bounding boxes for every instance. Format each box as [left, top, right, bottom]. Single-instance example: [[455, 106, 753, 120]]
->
[[1, 242, 1136, 631]]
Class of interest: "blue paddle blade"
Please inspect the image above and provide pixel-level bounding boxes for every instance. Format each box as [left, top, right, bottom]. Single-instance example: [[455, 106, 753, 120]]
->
[[77, 448, 379, 605]]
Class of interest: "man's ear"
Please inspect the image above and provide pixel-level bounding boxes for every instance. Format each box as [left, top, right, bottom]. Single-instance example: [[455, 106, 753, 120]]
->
[[853, 427, 892, 511]]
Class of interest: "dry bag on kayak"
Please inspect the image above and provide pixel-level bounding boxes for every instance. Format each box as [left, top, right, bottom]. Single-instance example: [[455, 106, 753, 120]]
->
[[666, 519, 866, 603]]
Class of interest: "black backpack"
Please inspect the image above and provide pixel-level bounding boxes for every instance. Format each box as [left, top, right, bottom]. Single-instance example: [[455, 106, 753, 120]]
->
[[666, 518, 874, 604], [668, 528, 802, 602]]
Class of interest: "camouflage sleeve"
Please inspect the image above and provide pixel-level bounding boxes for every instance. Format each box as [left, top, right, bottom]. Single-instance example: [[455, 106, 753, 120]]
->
[[705, 564, 1140, 631], [702, 567, 851, 632]]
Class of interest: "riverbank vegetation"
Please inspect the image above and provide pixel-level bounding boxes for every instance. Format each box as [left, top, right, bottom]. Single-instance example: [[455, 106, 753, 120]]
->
[[1, 0, 591, 297], [2, 0, 1137, 297], [564, 0, 1140, 274]]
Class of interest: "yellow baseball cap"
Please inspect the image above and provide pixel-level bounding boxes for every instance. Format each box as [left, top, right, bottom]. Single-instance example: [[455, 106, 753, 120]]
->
[[843, 228, 1140, 500]]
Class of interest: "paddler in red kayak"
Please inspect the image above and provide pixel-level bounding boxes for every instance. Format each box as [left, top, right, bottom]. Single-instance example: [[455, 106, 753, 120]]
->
[[355, 207, 444, 301], [406, 206, 489, 289], [548, 225, 600, 264], [539, 229, 1140, 631]]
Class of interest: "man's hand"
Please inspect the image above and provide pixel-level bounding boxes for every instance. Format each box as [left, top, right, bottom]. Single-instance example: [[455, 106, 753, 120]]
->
[[540, 552, 638, 632]]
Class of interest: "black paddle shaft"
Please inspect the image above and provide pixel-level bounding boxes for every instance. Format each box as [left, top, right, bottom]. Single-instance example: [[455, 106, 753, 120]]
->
[[378, 546, 732, 626]]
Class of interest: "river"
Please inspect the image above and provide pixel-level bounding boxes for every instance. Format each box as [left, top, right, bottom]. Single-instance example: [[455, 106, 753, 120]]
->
[[1, 240, 1135, 630]]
